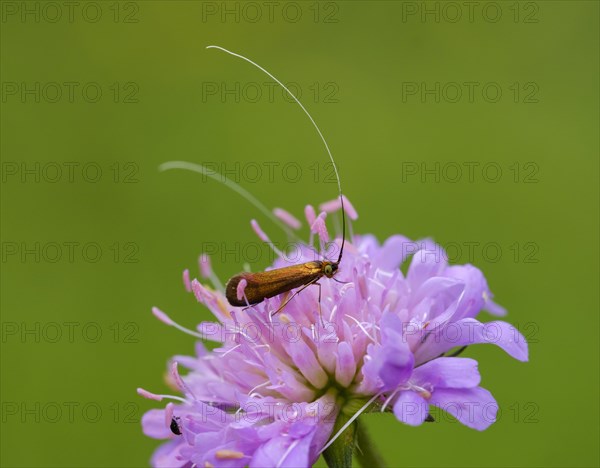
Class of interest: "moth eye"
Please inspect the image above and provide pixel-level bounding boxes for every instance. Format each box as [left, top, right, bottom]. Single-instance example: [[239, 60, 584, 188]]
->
[[325, 265, 333, 276]]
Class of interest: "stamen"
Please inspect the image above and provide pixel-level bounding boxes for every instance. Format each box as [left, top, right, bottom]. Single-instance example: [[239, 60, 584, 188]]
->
[[409, 383, 432, 400], [236, 279, 248, 302], [137, 388, 187, 404], [273, 207, 301, 230], [219, 343, 241, 358], [191, 280, 209, 304], [344, 314, 377, 343], [251, 219, 284, 258], [152, 307, 174, 326], [250, 219, 270, 243], [381, 388, 401, 413], [137, 387, 163, 401], [229, 313, 256, 344], [319, 195, 358, 220], [247, 380, 270, 396], [311, 212, 329, 244], [247, 343, 271, 366], [182, 269, 192, 292], [170, 361, 197, 399], [277, 439, 301, 468], [152, 307, 206, 339], [319, 392, 382, 455], [303, 205, 317, 250], [305, 204, 316, 226], [165, 402, 175, 427], [199, 253, 212, 278], [328, 304, 339, 323], [199, 254, 224, 293], [215, 450, 245, 460], [342, 195, 358, 220]]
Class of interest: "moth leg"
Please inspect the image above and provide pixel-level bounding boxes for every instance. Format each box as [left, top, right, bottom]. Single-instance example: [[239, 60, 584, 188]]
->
[[268, 291, 290, 314], [271, 278, 319, 318], [314, 281, 324, 327]]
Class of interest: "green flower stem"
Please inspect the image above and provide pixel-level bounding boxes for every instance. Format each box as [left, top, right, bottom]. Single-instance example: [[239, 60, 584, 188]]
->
[[355, 420, 386, 468], [323, 414, 386, 468], [323, 412, 357, 468]]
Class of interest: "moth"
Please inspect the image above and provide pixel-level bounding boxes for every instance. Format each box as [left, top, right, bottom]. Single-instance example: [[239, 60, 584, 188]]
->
[[205, 46, 348, 317]]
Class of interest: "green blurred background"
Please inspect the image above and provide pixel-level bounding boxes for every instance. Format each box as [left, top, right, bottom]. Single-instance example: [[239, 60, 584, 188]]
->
[[1, 1, 598, 467]]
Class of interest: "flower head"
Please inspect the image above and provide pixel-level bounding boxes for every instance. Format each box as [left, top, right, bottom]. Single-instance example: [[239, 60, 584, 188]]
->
[[139, 199, 528, 467]]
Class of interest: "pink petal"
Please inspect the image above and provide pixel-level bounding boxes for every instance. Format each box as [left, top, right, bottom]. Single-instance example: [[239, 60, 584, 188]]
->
[[429, 386, 498, 431], [413, 357, 481, 389], [393, 391, 428, 426], [334, 341, 357, 387], [415, 318, 529, 364]]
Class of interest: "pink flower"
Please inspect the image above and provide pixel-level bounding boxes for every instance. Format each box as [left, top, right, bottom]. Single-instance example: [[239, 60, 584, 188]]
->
[[139, 199, 528, 467]]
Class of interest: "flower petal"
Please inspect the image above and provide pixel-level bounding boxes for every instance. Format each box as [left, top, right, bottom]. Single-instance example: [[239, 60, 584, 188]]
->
[[407, 249, 446, 288], [412, 277, 464, 309], [151, 439, 187, 468], [429, 387, 498, 431], [142, 409, 171, 439], [282, 338, 328, 389], [413, 357, 481, 389], [372, 312, 415, 390], [393, 391, 429, 426], [484, 299, 507, 317], [372, 235, 412, 272], [415, 318, 529, 364], [445, 265, 493, 320], [335, 341, 357, 387]]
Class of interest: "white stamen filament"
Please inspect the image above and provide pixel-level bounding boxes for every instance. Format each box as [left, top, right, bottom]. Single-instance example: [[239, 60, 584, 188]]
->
[[344, 314, 378, 343], [155, 309, 207, 340], [171, 321, 206, 340], [171, 361, 198, 401], [219, 344, 241, 358], [251, 219, 284, 258], [328, 304, 339, 323], [247, 380, 270, 396], [381, 388, 401, 413], [277, 438, 301, 468], [207, 271, 224, 293], [319, 392, 382, 455], [381, 381, 432, 414], [160, 394, 188, 404]]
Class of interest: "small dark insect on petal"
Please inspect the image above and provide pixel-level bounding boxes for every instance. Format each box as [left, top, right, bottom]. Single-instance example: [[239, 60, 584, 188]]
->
[[170, 416, 182, 435], [425, 414, 435, 422]]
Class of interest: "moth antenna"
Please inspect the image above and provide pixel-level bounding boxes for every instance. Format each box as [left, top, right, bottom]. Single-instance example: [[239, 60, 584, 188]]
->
[[159, 161, 300, 241], [206, 45, 346, 264]]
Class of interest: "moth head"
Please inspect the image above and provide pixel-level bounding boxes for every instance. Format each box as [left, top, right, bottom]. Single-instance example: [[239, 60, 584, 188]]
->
[[323, 262, 338, 278]]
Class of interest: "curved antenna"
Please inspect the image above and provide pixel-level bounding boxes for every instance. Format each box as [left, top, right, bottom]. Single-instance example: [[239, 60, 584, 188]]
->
[[206, 45, 346, 264], [159, 161, 300, 242]]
